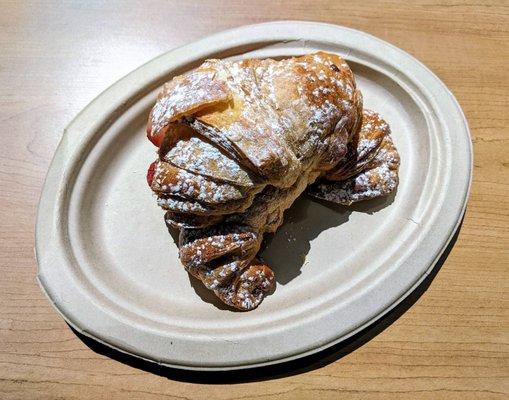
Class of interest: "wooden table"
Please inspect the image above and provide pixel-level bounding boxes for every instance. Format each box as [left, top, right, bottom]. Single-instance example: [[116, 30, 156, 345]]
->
[[1, 1, 507, 398]]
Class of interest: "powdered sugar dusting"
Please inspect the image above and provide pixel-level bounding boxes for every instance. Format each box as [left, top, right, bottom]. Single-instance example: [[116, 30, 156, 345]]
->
[[156, 196, 209, 213], [150, 70, 230, 136], [151, 161, 244, 204], [147, 52, 399, 310], [177, 224, 274, 310], [308, 113, 400, 205], [165, 136, 254, 187]]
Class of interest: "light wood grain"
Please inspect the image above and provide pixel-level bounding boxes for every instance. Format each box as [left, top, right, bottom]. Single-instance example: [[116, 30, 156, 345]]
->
[[1, 0, 508, 399]]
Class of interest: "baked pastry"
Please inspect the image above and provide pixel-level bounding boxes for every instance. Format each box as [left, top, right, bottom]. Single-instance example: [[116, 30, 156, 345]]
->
[[146, 52, 400, 310]]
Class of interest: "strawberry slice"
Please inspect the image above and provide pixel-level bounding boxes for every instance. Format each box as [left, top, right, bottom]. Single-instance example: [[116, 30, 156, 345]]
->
[[146, 161, 157, 187]]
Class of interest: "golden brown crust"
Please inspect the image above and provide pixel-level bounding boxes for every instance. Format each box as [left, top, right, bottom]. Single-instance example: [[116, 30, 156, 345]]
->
[[147, 52, 400, 310], [324, 109, 390, 181], [148, 52, 361, 186], [308, 110, 400, 205], [147, 69, 231, 146]]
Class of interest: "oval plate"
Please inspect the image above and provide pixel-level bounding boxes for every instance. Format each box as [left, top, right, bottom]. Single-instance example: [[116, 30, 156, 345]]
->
[[36, 21, 472, 370]]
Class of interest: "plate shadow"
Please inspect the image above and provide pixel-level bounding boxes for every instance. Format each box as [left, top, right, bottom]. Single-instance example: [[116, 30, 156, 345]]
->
[[261, 191, 395, 285]]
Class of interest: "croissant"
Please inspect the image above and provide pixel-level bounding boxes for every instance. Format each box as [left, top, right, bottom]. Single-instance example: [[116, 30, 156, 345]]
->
[[146, 52, 400, 310]]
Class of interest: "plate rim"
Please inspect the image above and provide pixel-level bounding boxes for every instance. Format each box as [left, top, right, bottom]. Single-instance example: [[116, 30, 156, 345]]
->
[[35, 20, 472, 370]]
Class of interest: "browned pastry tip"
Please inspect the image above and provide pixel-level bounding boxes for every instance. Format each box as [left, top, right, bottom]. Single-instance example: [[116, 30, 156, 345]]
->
[[325, 109, 391, 182], [177, 224, 274, 310], [147, 69, 231, 147], [308, 110, 400, 205], [216, 260, 276, 311]]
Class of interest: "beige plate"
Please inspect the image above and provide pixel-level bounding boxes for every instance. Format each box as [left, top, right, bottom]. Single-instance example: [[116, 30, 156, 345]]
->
[[36, 21, 472, 370]]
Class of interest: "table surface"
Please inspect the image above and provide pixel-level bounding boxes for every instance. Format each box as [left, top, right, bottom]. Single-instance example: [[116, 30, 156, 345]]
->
[[1, 1, 508, 399]]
